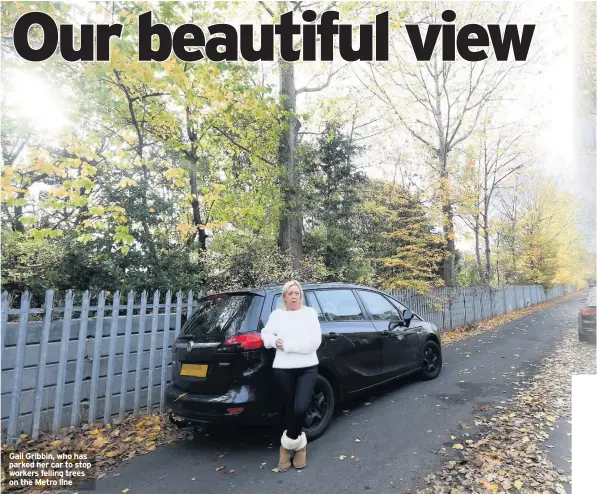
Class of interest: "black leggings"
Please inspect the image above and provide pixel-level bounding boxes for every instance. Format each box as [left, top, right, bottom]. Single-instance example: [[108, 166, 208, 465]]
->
[[274, 366, 318, 440]]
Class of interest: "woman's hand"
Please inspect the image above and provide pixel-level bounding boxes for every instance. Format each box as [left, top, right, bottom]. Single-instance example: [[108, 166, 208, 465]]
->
[[275, 339, 284, 350]]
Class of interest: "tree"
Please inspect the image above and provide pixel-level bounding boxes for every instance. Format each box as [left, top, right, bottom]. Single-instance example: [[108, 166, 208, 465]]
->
[[456, 118, 531, 284], [359, 2, 528, 285], [301, 121, 370, 280], [258, 1, 342, 268], [357, 179, 445, 293]]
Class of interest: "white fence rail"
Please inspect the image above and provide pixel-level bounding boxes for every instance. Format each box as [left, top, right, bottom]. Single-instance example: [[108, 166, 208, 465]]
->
[[0, 284, 575, 444]]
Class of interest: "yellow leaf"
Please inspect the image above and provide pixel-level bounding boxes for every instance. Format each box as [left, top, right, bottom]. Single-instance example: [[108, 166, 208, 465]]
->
[[452, 444, 463, 449], [339, 455, 346, 460], [355, 439, 360, 442], [50, 440, 63, 446], [272, 467, 280, 472], [89, 429, 100, 435], [546, 415, 555, 422], [514, 480, 523, 490], [105, 450, 122, 457], [450, 435, 456, 440], [122, 490, 129, 494]]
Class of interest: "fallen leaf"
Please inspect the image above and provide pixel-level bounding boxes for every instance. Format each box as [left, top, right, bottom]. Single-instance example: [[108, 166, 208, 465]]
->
[[105, 450, 122, 457], [355, 438, 361, 442], [514, 480, 523, 490], [122, 489, 129, 494], [228, 469, 236, 474], [427, 429, 433, 433], [502, 479, 512, 490], [89, 429, 100, 435], [272, 468, 280, 472], [452, 444, 463, 449], [364, 402, 371, 406], [216, 466, 225, 472], [339, 455, 346, 460], [450, 435, 456, 440], [50, 440, 63, 447]]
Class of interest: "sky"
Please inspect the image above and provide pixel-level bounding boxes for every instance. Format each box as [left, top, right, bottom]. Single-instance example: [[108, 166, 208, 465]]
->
[[3, 1, 592, 253]]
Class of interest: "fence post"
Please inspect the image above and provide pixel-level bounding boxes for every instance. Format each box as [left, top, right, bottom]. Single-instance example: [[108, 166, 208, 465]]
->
[[147, 291, 160, 414], [1, 291, 10, 354], [53, 290, 74, 434], [89, 291, 105, 424], [32, 290, 54, 439], [463, 290, 467, 326], [119, 291, 135, 421], [103, 291, 121, 425], [133, 291, 148, 416], [160, 291, 172, 413], [187, 289, 194, 318], [448, 290, 453, 331], [7, 292, 31, 445], [175, 291, 183, 339], [71, 291, 91, 427]]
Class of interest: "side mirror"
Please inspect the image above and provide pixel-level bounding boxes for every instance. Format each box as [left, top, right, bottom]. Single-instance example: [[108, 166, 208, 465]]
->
[[388, 313, 400, 330], [403, 309, 413, 328]]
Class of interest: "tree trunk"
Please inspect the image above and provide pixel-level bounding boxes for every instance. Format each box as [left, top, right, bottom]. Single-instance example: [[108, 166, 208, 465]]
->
[[484, 209, 491, 285], [13, 191, 25, 233], [188, 158, 207, 251], [474, 219, 482, 281], [277, 59, 303, 268], [439, 149, 455, 285]]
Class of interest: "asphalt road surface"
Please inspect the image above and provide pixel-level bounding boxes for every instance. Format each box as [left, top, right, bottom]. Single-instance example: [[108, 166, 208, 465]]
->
[[86, 294, 586, 494]]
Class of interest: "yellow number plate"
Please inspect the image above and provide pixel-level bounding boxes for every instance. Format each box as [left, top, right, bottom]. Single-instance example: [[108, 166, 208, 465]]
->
[[180, 364, 208, 377]]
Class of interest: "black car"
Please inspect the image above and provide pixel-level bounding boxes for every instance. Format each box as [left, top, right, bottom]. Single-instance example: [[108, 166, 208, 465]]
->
[[165, 282, 443, 440], [578, 287, 596, 342]]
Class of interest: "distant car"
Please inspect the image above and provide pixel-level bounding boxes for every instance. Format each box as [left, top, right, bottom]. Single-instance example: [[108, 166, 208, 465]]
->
[[578, 287, 596, 342], [165, 282, 442, 440]]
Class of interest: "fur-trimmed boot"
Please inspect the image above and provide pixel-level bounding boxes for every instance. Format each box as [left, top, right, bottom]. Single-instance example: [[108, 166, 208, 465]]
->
[[278, 430, 299, 472], [292, 432, 308, 469]]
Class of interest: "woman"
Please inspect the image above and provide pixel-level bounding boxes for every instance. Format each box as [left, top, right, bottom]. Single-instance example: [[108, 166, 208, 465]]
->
[[261, 280, 322, 471]]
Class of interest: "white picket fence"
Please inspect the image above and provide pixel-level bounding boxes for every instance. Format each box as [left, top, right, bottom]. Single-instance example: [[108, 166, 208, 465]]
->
[[0, 283, 575, 444]]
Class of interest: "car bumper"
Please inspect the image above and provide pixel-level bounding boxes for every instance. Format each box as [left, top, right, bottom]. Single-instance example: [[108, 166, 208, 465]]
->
[[165, 384, 278, 426]]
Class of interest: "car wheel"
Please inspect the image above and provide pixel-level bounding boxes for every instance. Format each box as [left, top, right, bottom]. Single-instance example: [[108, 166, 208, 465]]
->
[[420, 340, 442, 380], [303, 374, 336, 441]]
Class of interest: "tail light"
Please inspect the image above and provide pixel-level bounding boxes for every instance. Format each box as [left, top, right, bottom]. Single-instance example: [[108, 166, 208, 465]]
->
[[217, 332, 263, 352], [581, 308, 596, 316]]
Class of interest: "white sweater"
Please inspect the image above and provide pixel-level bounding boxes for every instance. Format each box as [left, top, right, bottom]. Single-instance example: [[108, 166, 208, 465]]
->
[[261, 307, 322, 369]]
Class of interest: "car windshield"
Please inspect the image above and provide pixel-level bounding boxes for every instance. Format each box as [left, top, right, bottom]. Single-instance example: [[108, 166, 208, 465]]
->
[[180, 293, 264, 342]]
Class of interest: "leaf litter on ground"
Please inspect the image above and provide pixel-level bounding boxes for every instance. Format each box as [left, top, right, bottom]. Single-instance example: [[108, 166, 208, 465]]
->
[[1, 412, 192, 492], [415, 312, 595, 494]]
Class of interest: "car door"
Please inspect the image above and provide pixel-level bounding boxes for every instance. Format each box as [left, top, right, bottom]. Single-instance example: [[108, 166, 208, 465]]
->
[[313, 289, 382, 393], [357, 290, 421, 377]]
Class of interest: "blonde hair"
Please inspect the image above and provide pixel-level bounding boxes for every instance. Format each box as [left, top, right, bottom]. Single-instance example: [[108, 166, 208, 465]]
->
[[281, 280, 305, 311]]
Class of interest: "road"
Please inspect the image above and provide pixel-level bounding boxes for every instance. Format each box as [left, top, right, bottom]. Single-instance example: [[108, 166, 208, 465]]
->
[[85, 294, 585, 494]]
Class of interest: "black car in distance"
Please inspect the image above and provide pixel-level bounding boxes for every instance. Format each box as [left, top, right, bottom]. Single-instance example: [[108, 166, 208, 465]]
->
[[165, 283, 443, 440], [578, 287, 596, 342]]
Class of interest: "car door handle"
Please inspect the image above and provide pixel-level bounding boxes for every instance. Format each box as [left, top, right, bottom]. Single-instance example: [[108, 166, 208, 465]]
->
[[326, 332, 338, 340]]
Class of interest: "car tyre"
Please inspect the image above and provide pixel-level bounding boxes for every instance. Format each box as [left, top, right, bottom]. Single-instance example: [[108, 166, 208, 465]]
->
[[420, 340, 442, 380], [303, 374, 335, 441]]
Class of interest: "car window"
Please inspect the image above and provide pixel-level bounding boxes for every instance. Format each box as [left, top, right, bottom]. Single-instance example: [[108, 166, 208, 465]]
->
[[271, 292, 325, 321], [181, 294, 264, 341], [305, 291, 326, 321], [385, 295, 422, 321], [358, 290, 401, 321], [315, 290, 365, 321]]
